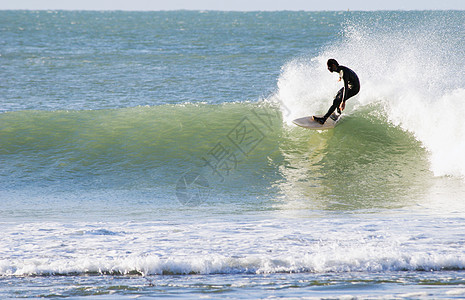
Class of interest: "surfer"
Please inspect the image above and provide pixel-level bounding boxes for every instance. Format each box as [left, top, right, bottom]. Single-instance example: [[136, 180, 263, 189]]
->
[[313, 59, 360, 124]]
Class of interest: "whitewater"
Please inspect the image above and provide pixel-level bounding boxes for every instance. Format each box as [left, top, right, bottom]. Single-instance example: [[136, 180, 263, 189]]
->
[[275, 11, 465, 178], [1, 10, 465, 298]]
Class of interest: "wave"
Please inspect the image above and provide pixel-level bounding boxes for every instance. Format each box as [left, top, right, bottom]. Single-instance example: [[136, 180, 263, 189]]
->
[[2, 216, 465, 276], [0, 101, 434, 209], [2, 245, 465, 276], [0, 102, 424, 176], [0, 102, 280, 169], [0, 103, 284, 190], [272, 11, 465, 179]]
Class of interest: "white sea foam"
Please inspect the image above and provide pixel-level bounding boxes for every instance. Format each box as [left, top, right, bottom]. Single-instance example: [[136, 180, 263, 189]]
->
[[446, 288, 465, 296], [273, 18, 465, 178], [3, 251, 465, 276], [2, 216, 465, 276]]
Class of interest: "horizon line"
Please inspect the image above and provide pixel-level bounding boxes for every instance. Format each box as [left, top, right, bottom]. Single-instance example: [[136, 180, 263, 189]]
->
[[1, 8, 463, 12]]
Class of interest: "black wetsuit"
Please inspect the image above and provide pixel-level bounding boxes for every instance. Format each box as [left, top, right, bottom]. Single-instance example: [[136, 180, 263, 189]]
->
[[323, 65, 360, 120]]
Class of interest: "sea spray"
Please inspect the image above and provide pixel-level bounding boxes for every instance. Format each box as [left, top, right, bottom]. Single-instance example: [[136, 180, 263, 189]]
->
[[273, 11, 465, 178]]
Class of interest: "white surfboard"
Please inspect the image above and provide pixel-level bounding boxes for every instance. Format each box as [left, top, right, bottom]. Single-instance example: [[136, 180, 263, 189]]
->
[[292, 114, 340, 130]]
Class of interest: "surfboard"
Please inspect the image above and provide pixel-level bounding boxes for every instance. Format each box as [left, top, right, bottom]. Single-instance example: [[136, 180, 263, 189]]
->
[[292, 113, 340, 130]]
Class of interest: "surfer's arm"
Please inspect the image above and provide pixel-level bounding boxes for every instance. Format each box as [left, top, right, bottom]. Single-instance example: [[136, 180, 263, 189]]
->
[[339, 95, 346, 111], [339, 78, 348, 112]]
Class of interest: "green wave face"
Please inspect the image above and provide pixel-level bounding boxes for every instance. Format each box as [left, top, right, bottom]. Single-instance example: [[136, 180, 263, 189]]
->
[[0, 102, 430, 209]]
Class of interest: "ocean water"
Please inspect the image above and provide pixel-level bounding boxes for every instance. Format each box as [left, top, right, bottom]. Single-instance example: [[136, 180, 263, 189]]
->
[[1, 10, 465, 298]]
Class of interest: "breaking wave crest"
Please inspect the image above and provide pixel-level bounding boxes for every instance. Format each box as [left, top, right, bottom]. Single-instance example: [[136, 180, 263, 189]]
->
[[273, 11, 465, 178]]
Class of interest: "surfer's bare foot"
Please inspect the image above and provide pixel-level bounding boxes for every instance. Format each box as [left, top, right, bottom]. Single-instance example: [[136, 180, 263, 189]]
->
[[312, 116, 326, 125]]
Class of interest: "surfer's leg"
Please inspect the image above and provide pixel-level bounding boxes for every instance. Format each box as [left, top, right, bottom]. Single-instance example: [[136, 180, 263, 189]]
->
[[337, 86, 359, 114], [323, 88, 344, 120]]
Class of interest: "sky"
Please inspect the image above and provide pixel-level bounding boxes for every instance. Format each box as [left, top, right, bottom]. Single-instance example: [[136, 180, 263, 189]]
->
[[1, 0, 464, 11]]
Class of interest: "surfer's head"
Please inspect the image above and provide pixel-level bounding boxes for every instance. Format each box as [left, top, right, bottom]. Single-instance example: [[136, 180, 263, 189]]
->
[[327, 59, 339, 72]]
